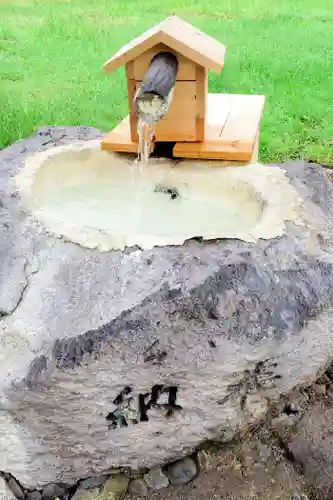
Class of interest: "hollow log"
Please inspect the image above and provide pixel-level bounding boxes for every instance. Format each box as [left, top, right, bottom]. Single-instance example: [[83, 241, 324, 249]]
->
[[134, 52, 179, 123]]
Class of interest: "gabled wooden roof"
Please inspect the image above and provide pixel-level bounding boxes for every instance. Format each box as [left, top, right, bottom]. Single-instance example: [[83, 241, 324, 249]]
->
[[103, 15, 226, 75]]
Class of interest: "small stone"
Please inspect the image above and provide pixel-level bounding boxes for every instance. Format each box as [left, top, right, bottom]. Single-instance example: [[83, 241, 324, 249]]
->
[[313, 383, 326, 396], [256, 443, 271, 462], [245, 394, 268, 419], [128, 479, 148, 497], [144, 468, 169, 491], [70, 489, 93, 500], [79, 476, 110, 490], [42, 484, 67, 500], [271, 414, 295, 434], [197, 450, 213, 471], [166, 457, 197, 486], [214, 427, 237, 443], [101, 474, 129, 500], [26, 492, 43, 500]]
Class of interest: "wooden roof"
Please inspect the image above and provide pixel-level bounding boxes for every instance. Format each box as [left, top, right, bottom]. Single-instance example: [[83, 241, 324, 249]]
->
[[103, 15, 226, 75]]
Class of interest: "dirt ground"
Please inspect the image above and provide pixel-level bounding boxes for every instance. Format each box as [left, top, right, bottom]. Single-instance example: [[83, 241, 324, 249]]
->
[[127, 435, 309, 500], [128, 379, 333, 500]]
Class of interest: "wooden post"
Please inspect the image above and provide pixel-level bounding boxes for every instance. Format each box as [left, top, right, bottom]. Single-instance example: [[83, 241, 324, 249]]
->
[[134, 52, 179, 124], [195, 65, 207, 142]]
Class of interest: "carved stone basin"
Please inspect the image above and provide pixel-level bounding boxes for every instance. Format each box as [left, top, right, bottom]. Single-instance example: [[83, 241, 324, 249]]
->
[[16, 140, 300, 250], [2, 127, 333, 490]]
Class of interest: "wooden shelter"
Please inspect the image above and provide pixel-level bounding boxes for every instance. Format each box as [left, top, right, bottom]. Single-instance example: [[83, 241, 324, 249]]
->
[[101, 16, 265, 162]]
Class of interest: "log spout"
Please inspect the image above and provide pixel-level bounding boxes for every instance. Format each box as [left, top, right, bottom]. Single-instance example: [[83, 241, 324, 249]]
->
[[134, 52, 179, 124]]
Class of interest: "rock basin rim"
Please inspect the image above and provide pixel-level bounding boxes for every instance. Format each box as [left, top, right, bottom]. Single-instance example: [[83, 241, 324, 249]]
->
[[15, 139, 301, 251]]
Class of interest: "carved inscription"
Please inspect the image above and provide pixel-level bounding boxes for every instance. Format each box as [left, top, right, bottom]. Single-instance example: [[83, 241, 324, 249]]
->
[[218, 358, 282, 410], [106, 385, 182, 429]]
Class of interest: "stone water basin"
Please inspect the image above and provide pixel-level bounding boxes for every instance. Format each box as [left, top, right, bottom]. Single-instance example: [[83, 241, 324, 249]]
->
[[16, 140, 300, 251]]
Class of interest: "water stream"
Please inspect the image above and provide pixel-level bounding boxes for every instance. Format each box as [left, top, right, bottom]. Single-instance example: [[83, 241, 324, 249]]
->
[[128, 118, 156, 234], [137, 117, 155, 167]]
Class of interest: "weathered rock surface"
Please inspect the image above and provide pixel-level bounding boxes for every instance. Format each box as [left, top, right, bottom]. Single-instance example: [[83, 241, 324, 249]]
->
[[2, 127, 333, 489], [0, 478, 16, 500]]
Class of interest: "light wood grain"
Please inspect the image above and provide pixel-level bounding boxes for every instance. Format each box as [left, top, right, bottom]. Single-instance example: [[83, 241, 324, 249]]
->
[[195, 65, 207, 141], [126, 64, 139, 142], [103, 15, 225, 75], [173, 93, 265, 160], [101, 117, 155, 154], [102, 93, 265, 162], [155, 118, 197, 142], [132, 43, 196, 81], [160, 16, 225, 74], [135, 80, 196, 120], [129, 81, 197, 142]]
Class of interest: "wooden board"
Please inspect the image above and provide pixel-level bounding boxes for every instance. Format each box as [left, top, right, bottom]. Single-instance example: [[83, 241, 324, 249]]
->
[[130, 43, 196, 81], [101, 117, 155, 154], [128, 81, 197, 143], [195, 65, 207, 142], [103, 15, 225, 75], [160, 16, 225, 74], [173, 94, 265, 161], [101, 93, 265, 162]]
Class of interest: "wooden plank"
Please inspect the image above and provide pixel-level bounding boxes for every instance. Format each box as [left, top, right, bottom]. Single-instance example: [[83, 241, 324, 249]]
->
[[160, 16, 225, 74], [153, 80, 196, 142], [101, 93, 265, 162], [103, 15, 225, 75], [132, 43, 196, 81], [206, 93, 231, 139], [251, 129, 260, 163], [155, 119, 197, 142], [173, 93, 265, 161], [126, 74, 138, 142], [125, 61, 134, 80], [130, 81, 197, 142], [101, 117, 156, 154], [219, 94, 265, 147], [135, 80, 196, 120], [103, 23, 162, 74], [195, 65, 207, 141]]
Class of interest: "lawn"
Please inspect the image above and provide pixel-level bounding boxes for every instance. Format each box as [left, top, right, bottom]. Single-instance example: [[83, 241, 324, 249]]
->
[[0, 0, 333, 165]]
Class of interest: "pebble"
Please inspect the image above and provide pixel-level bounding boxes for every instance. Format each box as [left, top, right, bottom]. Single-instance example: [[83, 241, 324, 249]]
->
[[144, 468, 169, 491], [128, 479, 148, 497], [245, 393, 268, 419], [70, 488, 93, 500], [197, 450, 213, 471], [313, 383, 326, 396], [42, 484, 67, 500], [214, 427, 236, 443], [102, 474, 129, 500], [79, 476, 110, 490], [166, 457, 197, 486], [271, 414, 295, 435], [256, 443, 271, 462]]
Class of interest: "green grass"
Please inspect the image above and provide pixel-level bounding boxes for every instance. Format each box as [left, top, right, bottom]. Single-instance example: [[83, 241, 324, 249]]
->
[[1, 0, 333, 164]]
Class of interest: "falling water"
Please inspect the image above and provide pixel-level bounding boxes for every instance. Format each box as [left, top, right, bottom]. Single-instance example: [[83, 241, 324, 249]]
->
[[137, 117, 155, 167], [127, 118, 156, 235]]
